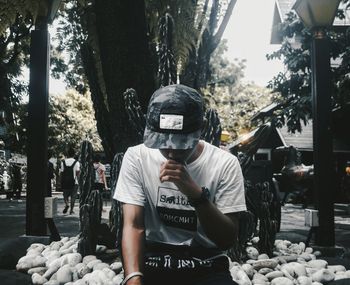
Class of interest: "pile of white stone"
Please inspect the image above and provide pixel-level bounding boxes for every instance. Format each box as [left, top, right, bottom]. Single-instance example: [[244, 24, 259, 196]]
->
[[16, 236, 124, 285], [16, 236, 350, 285], [229, 237, 350, 285]]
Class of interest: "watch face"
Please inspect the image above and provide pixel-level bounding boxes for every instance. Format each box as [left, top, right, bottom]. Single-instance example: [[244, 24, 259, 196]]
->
[[202, 187, 210, 199]]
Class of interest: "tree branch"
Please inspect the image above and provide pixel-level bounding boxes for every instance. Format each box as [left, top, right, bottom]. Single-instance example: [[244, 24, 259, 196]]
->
[[212, 0, 237, 52], [197, 0, 209, 36]]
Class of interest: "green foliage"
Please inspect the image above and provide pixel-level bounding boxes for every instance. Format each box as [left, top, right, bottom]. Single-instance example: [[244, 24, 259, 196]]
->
[[9, 90, 101, 157], [203, 40, 277, 141], [204, 84, 277, 140], [145, 0, 200, 72], [48, 90, 102, 157], [0, 0, 37, 35], [267, 2, 350, 132], [0, 14, 32, 150], [209, 39, 245, 89], [51, 1, 89, 94]]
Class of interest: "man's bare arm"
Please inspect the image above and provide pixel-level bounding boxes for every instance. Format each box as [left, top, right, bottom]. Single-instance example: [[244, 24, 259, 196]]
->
[[195, 203, 239, 249], [121, 203, 145, 285]]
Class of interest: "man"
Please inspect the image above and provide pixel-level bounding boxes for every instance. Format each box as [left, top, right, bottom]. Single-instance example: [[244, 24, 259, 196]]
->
[[114, 84, 246, 285], [93, 154, 108, 192], [47, 150, 55, 197], [60, 148, 80, 214]]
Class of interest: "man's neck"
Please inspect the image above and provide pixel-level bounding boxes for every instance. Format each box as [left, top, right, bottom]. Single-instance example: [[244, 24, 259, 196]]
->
[[187, 141, 204, 164]]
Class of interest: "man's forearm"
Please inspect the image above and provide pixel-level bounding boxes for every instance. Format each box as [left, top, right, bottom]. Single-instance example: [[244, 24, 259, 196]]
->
[[195, 201, 238, 249], [122, 225, 145, 284]]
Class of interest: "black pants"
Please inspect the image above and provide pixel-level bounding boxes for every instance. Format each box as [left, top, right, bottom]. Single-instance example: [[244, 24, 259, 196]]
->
[[93, 182, 104, 192], [143, 244, 237, 285]]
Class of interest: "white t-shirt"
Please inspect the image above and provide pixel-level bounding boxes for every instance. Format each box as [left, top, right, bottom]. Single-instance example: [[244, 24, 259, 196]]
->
[[60, 157, 80, 185], [94, 162, 106, 184], [114, 141, 246, 248]]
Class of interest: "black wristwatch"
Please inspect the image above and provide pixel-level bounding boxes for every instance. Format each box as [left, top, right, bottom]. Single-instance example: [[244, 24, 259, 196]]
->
[[188, 187, 210, 207]]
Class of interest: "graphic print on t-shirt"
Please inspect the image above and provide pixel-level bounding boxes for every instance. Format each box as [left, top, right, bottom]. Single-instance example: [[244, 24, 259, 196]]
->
[[156, 186, 197, 231]]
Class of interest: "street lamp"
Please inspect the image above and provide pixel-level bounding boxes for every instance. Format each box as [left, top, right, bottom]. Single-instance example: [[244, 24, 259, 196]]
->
[[293, 0, 341, 246], [26, 0, 61, 236]]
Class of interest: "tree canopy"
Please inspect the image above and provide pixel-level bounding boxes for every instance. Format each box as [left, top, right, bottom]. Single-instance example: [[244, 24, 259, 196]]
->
[[0, 0, 239, 159], [205, 40, 277, 139], [9, 89, 101, 157], [266, 2, 350, 133]]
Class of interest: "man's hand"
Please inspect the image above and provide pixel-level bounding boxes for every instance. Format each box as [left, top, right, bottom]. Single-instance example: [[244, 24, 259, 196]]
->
[[159, 159, 201, 200]]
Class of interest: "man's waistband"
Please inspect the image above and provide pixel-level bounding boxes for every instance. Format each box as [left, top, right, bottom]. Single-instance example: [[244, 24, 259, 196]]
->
[[145, 242, 224, 259]]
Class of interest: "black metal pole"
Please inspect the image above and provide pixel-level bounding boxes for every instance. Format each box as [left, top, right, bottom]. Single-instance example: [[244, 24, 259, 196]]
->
[[311, 29, 335, 246], [26, 20, 50, 236]]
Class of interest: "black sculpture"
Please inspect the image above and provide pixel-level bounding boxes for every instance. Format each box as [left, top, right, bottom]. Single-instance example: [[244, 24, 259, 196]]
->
[[276, 145, 314, 206], [77, 140, 102, 256], [229, 123, 281, 261]]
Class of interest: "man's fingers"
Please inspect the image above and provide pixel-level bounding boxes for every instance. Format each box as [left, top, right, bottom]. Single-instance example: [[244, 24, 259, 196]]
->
[[160, 169, 180, 180], [167, 159, 185, 165]]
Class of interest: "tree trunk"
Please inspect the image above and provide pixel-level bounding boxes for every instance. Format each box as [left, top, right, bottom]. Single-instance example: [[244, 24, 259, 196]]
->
[[80, 0, 156, 158], [180, 0, 237, 89]]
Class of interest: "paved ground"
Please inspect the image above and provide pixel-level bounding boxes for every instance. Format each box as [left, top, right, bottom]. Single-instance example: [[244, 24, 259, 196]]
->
[[276, 203, 350, 269], [0, 194, 349, 283]]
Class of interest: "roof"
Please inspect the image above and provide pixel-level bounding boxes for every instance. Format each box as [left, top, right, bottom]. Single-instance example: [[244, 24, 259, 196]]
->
[[230, 121, 350, 153], [277, 122, 313, 151], [271, 0, 350, 44], [250, 102, 282, 123]]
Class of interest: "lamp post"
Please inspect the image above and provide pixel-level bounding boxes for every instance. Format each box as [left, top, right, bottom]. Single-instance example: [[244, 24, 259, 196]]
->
[[26, 0, 61, 236], [293, 0, 341, 246]]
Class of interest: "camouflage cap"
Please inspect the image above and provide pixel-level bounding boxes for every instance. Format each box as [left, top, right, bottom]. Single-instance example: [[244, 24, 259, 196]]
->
[[143, 84, 204, 149]]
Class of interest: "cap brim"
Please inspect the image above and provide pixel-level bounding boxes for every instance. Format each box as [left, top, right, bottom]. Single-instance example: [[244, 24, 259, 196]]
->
[[143, 126, 201, 150]]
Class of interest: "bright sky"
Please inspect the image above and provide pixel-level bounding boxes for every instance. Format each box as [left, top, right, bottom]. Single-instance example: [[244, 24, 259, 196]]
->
[[223, 0, 284, 87], [49, 0, 285, 94]]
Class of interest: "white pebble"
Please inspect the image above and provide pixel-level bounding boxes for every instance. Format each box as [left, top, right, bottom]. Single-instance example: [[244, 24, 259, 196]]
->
[[102, 267, 116, 279], [299, 253, 313, 262], [96, 245, 107, 253], [265, 271, 284, 280], [241, 263, 255, 278], [311, 269, 335, 283], [43, 263, 60, 280], [28, 267, 47, 275], [246, 247, 259, 260], [281, 262, 307, 278], [334, 272, 349, 280], [252, 273, 268, 282], [112, 273, 123, 285], [72, 279, 85, 285], [296, 276, 312, 285], [93, 262, 109, 271], [252, 259, 278, 270], [50, 241, 63, 251], [43, 281, 59, 285], [258, 254, 269, 260], [327, 265, 346, 273], [31, 273, 48, 285], [271, 276, 294, 285], [305, 247, 313, 254], [87, 259, 102, 269], [82, 255, 97, 264], [258, 268, 273, 275], [308, 259, 328, 269], [251, 237, 259, 244], [56, 264, 73, 284], [75, 263, 90, 278], [67, 253, 83, 267]]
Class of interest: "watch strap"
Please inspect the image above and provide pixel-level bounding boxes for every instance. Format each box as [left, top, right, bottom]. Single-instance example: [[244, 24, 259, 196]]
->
[[188, 187, 210, 207]]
